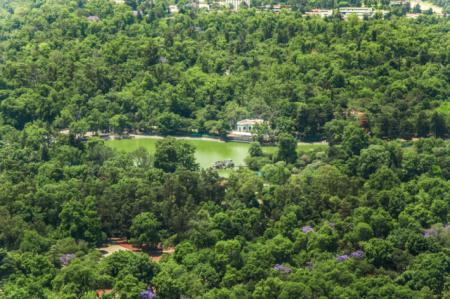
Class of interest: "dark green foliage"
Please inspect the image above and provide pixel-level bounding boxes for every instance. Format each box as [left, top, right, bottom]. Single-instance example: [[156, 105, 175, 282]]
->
[[2, 1, 450, 298], [153, 136, 199, 172], [277, 134, 297, 164]]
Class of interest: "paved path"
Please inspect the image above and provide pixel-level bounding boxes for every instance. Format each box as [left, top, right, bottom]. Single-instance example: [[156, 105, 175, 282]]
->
[[410, 0, 443, 13]]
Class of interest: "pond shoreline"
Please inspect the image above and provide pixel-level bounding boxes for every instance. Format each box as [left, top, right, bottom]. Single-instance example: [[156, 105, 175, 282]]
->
[[62, 130, 327, 146]]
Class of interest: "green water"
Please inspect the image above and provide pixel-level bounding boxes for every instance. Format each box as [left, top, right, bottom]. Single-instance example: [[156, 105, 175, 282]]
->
[[107, 138, 326, 175]]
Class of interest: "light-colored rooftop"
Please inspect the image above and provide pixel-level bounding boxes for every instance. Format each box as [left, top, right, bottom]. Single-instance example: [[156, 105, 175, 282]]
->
[[237, 119, 264, 125]]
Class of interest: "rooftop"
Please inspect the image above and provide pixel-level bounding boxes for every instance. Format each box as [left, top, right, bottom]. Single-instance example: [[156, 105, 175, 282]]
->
[[237, 119, 264, 125]]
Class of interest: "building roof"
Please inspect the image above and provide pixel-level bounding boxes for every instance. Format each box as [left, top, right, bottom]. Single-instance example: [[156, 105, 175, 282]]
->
[[237, 119, 264, 125]]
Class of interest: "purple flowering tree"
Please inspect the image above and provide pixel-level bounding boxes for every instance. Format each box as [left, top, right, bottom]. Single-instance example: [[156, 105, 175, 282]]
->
[[87, 16, 100, 21], [302, 226, 316, 233], [194, 27, 202, 31], [424, 224, 450, 237], [424, 228, 437, 237], [336, 255, 350, 262], [350, 250, 364, 259], [140, 287, 156, 299], [303, 261, 313, 270], [60, 254, 76, 265], [159, 57, 168, 63], [274, 264, 292, 274]]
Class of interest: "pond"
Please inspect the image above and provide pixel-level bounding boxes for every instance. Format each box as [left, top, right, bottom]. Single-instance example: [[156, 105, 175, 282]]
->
[[107, 138, 327, 176]]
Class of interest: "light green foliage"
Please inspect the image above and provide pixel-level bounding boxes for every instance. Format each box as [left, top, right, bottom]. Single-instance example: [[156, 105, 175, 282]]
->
[[114, 274, 147, 299], [262, 162, 291, 185]]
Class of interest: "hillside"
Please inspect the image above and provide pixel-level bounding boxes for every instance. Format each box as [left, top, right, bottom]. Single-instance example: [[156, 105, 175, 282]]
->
[[1, 1, 450, 140], [2, 1, 450, 299]]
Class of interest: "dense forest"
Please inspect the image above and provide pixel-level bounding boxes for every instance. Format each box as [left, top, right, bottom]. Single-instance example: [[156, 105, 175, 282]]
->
[[3, 0, 450, 298], [1, 0, 450, 140], [2, 125, 450, 298]]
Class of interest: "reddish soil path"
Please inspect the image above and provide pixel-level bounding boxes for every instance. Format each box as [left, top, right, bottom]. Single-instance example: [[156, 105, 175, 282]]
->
[[103, 239, 174, 262], [97, 289, 112, 298]]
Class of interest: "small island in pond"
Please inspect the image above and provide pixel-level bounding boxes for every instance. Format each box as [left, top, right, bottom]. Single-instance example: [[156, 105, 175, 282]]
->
[[210, 159, 235, 171]]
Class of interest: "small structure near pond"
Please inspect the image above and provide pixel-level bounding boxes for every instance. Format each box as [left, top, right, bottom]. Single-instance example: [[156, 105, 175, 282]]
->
[[210, 159, 234, 171]]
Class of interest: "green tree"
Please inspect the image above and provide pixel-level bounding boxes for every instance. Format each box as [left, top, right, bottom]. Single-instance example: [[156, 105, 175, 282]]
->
[[248, 142, 263, 157], [114, 274, 147, 299], [262, 162, 291, 185], [20, 230, 51, 254], [55, 197, 103, 248], [364, 238, 394, 268], [129, 213, 161, 251], [153, 137, 199, 172], [341, 125, 369, 156], [110, 115, 132, 135], [277, 134, 297, 164]]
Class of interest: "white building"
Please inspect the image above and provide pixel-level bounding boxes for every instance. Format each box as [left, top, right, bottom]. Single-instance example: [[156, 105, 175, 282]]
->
[[226, 0, 250, 9], [169, 4, 179, 12], [214, 1, 226, 6], [339, 7, 373, 17], [199, 3, 210, 9], [406, 13, 420, 18], [234, 119, 264, 134], [390, 1, 409, 5], [264, 4, 290, 12], [303, 9, 332, 17], [374, 10, 389, 16]]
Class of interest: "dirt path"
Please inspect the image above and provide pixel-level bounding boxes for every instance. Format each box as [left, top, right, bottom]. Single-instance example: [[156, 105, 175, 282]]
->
[[410, 0, 443, 13], [97, 243, 131, 257], [59, 129, 225, 143], [97, 239, 174, 262]]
